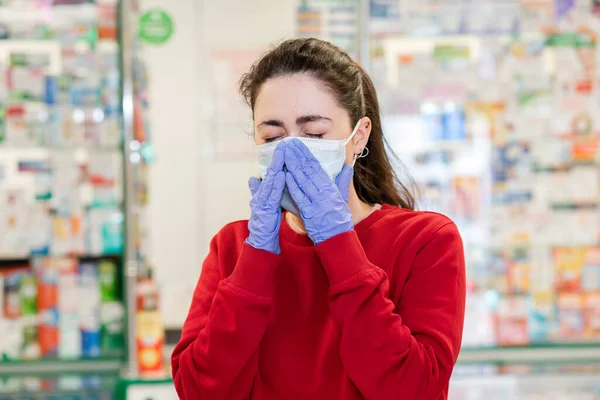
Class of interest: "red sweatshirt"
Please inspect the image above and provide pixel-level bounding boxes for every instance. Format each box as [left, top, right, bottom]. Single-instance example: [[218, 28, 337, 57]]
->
[[172, 205, 466, 400]]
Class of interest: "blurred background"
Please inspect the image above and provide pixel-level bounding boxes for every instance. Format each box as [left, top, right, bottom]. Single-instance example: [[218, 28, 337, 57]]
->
[[1, 0, 600, 399]]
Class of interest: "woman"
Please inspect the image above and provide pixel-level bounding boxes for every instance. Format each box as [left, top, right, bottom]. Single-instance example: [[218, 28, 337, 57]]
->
[[172, 38, 466, 400]]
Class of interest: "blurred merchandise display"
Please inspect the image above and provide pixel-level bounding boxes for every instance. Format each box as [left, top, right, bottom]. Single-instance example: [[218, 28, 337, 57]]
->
[[0, 153, 124, 259], [295, 1, 600, 352], [135, 271, 164, 377], [296, 0, 360, 59], [0, 0, 160, 388], [0, 257, 124, 362]]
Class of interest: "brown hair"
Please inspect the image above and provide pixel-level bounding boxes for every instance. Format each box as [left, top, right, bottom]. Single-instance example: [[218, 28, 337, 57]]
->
[[239, 38, 415, 210]]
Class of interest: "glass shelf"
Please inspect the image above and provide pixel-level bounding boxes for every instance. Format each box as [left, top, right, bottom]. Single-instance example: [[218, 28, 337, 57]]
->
[[0, 145, 121, 152], [458, 343, 600, 364], [462, 342, 600, 352], [0, 370, 119, 398], [0, 356, 123, 375], [0, 254, 122, 264]]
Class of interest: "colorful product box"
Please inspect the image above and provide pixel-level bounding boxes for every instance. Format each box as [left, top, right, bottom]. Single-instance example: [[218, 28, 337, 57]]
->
[[34, 258, 60, 357], [99, 260, 118, 303], [56, 257, 79, 314], [495, 295, 529, 346], [79, 261, 100, 306], [584, 292, 600, 340], [553, 247, 600, 293], [442, 102, 466, 141], [79, 262, 101, 358], [527, 291, 555, 342], [3, 276, 20, 319], [136, 310, 165, 376], [21, 323, 40, 360], [493, 141, 532, 184], [100, 301, 124, 354], [34, 258, 59, 310], [44, 76, 58, 106], [485, 251, 510, 293], [557, 293, 586, 340], [554, 247, 584, 292], [38, 309, 59, 358], [20, 273, 37, 317], [451, 176, 480, 222], [2, 267, 29, 319], [86, 209, 124, 255], [507, 249, 530, 294], [80, 308, 101, 358], [59, 312, 81, 359], [582, 248, 600, 292]]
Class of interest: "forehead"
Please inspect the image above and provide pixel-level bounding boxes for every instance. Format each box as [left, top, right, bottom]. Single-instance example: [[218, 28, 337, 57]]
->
[[254, 73, 347, 120]]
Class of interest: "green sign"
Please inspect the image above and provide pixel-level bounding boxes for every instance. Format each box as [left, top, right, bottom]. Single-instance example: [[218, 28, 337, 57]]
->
[[139, 9, 174, 45], [545, 33, 596, 48]]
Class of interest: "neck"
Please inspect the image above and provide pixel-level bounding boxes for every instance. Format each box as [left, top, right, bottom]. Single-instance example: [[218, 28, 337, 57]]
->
[[287, 185, 373, 234]]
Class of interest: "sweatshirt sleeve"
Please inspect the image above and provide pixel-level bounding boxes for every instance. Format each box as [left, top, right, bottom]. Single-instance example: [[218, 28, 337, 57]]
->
[[315, 223, 466, 400], [171, 234, 279, 400]]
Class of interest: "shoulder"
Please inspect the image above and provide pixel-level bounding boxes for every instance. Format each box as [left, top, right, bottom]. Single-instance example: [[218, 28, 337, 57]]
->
[[369, 206, 464, 278], [370, 205, 460, 246], [210, 219, 249, 252]]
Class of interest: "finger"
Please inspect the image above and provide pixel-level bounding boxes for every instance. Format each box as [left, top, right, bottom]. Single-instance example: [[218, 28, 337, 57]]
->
[[289, 140, 331, 187], [248, 176, 261, 197], [258, 171, 275, 205], [335, 164, 354, 202], [267, 171, 285, 207], [286, 141, 320, 199], [285, 172, 310, 208], [289, 139, 315, 163], [267, 141, 286, 174], [259, 143, 286, 205]]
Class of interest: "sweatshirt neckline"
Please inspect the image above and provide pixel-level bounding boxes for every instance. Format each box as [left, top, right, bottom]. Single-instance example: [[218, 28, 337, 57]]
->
[[280, 204, 394, 246]]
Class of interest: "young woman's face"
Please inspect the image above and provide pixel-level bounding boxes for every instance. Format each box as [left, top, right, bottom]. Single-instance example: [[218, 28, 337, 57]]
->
[[253, 73, 369, 164]]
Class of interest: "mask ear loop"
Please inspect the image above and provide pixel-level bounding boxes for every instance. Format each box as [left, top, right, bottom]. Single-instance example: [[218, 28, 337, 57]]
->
[[345, 119, 363, 145], [348, 118, 366, 167], [354, 147, 369, 160]]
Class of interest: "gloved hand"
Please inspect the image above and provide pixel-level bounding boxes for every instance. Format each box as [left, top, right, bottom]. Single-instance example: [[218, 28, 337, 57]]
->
[[247, 141, 287, 254], [284, 140, 354, 245], [335, 163, 354, 204]]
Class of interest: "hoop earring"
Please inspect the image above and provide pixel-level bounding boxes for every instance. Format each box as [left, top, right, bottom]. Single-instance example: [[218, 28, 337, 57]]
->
[[354, 147, 369, 160]]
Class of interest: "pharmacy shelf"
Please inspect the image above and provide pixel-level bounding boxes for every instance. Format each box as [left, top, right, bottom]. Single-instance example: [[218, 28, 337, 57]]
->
[[458, 344, 600, 364], [0, 356, 122, 375], [0, 145, 121, 152], [0, 254, 122, 265]]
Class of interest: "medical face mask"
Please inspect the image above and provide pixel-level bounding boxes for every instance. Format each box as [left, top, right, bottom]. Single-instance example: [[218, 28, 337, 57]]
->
[[255, 120, 361, 216]]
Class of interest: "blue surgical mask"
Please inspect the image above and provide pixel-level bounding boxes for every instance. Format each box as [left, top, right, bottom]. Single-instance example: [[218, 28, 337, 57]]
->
[[255, 120, 361, 216]]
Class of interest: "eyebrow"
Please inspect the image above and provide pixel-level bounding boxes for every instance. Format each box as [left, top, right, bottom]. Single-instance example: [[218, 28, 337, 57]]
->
[[296, 115, 332, 125], [257, 115, 332, 129], [257, 119, 285, 128]]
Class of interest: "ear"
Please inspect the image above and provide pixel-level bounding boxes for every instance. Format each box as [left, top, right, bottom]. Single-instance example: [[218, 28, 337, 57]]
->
[[347, 117, 372, 162]]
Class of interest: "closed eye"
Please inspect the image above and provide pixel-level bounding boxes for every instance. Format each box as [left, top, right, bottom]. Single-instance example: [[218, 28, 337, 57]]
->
[[264, 136, 283, 143], [305, 133, 325, 139]]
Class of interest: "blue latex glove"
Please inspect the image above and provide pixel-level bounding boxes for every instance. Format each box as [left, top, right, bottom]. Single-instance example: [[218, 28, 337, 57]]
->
[[247, 141, 287, 254], [284, 140, 354, 245]]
